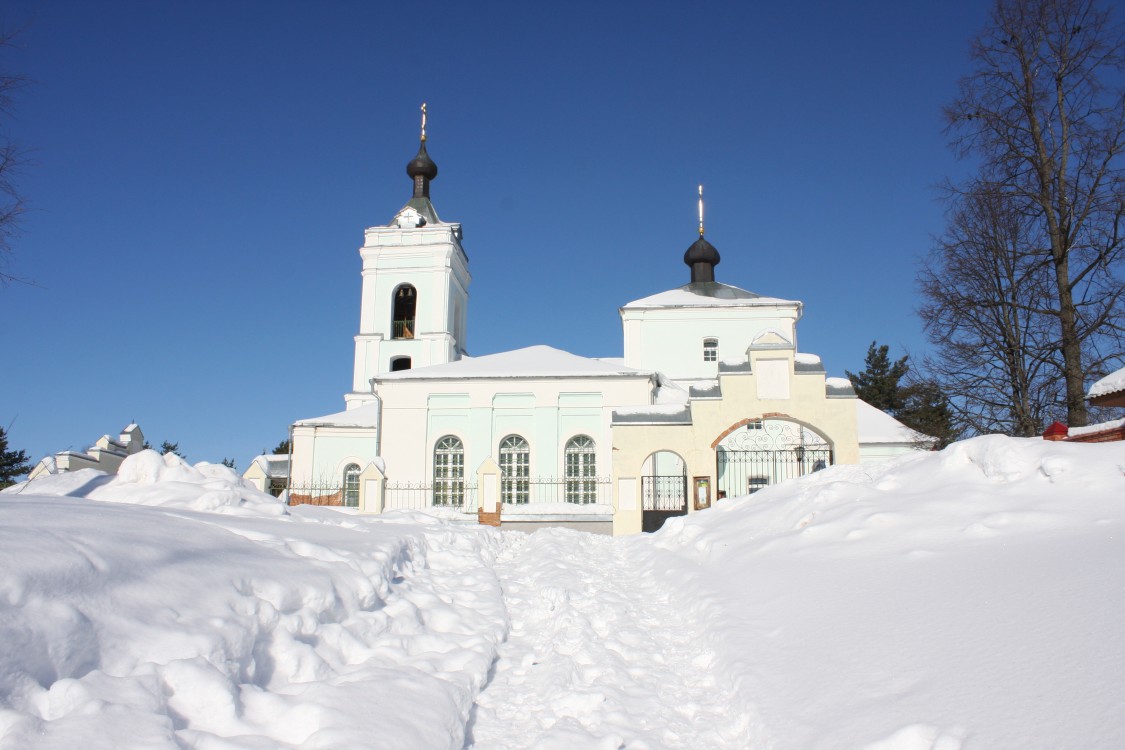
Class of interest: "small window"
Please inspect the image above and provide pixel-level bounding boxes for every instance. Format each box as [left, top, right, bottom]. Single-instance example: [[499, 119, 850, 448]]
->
[[747, 476, 769, 494], [747, 419, 763, 431], [390, 356, 412, 371], [703, 338, 718, 362], [343, 463, 361, 507], [392, 284, 417, 339], [499, 435, 530, 504]]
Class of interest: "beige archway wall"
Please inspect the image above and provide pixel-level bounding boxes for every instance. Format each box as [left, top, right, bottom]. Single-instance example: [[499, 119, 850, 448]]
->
[[610, 353, 858, 535]]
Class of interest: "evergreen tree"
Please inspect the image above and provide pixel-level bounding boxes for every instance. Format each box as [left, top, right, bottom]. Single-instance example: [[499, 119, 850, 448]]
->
[[221, 457, 236, 469], [159, 440, 183, 459], [898, 381, 958, 449], [0, 426, 31, 487], [848, 342, 958, 448], [271, 439, 290, 456], [846, 342, 910, 412]]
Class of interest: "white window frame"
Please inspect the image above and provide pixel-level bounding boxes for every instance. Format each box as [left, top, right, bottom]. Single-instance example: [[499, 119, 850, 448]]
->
[[564, 435, 597, 504], [343, 463, 361, 507], [499, 435, 530, 504], [433, 435, 465, 506], [703, 337, 718, 362]]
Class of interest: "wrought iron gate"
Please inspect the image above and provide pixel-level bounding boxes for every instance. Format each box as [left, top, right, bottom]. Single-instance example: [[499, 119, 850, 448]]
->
[[641, 474, 687, 532], [716, 419, 832, 498]]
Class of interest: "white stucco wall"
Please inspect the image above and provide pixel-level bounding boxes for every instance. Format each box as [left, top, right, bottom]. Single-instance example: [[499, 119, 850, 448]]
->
[[621, 303, 801, 381], [290, 425, 378, 488], [373, 376, 653, 486]]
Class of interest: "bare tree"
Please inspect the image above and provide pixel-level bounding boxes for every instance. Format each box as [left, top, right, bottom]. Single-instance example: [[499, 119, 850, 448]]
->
[[944, 0, 1125, 426], [0, 28, 28, 284], [920, 184, 1064, 436]]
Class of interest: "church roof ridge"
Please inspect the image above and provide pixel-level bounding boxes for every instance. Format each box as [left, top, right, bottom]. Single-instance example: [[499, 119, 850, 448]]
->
[[375, 344, 653, 381], [621, 281, 799, 310]]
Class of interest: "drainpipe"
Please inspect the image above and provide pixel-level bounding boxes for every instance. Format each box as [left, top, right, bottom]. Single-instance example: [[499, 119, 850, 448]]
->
[[369, 378, 383, 459], [285, 423, 294, 499]]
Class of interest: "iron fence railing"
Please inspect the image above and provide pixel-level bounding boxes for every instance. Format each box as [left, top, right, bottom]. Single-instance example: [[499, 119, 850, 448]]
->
[[383, 476, 612, 510], [641, 475, 688, 511], [392, 320, 415, 339], [505, 476, 612, 505], [716, 448, 833, 498], [384, 481, 478, 513], [287, 483, 344, 506]]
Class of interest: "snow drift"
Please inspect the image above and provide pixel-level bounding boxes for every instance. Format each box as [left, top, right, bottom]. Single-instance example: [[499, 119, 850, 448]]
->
[[644, 436, 1125, 749], [1, 436, 1123, 749]]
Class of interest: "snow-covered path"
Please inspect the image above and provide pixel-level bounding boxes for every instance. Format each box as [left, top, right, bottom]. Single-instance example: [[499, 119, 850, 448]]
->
[[467, 528, 752, 749]]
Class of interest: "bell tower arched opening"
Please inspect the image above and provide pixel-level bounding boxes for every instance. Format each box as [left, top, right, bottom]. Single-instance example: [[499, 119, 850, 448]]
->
[[391, 284, 417, 340]]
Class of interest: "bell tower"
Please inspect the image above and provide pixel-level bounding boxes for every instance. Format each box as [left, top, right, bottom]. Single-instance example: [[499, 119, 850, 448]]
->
[[345, 104, 471, 409]]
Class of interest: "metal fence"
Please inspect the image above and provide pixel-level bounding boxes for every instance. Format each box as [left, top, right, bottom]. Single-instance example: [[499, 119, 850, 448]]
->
[[514, 476, 612, 505], [641, 475, 688, 511], [716, 448, 833, 498], [383, 476, 612, 510], [384, 481, 479, 513], [392, 320, 414, 339], [287, 483, 346, 507]]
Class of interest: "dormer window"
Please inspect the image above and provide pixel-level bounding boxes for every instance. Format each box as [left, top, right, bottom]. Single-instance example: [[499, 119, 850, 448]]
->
[[703, 338, 718, 362], [392, 285, 417, 339]]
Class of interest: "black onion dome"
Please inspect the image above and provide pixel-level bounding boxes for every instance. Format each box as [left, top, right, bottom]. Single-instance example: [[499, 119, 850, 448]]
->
[[684, 235, 720, 283], [684, 236, 720, 266], [406, 141, 438, 181]]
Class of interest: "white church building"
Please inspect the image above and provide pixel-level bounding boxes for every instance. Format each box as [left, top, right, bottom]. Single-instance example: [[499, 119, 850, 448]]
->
[[275, 115, 925, 535]]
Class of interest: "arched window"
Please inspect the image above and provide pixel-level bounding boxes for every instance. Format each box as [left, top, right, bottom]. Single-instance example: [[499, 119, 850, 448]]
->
[[390, 356, 412, 371], [392, 284, 417, 339], [342, 463, 361, 507], [433, 436, 464, 506], [703, 338, 718, 362], [499, 435, 530, 504], [564, 435, 597, 504]]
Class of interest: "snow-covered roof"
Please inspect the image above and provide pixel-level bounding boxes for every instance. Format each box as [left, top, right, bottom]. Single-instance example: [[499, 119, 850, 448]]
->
[[622, 281, 798, 310], [376, 345, 652, 382], [794, 352, 825, 373], [1088, 367, 1125, 400], [855, 399, 931, 445], [249, 454, 290, 478], [825, 376, 857, 398], [1068, 417, 1125, 437], [295, 402, 381, 427]]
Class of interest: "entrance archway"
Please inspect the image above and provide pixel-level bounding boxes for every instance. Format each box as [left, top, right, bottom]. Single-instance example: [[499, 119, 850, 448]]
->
[[641, 450, 687, 533], [715, 419, 832, 498]]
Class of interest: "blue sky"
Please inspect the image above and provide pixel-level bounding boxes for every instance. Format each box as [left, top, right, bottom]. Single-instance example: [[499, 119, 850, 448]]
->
[[2, 0, 990, 468]]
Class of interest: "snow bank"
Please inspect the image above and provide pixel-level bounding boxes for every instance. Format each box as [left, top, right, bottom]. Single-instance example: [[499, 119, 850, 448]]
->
[[0, 456, 510, 749], [4, 450, 288, 516], [647, 435, 1125, 749], [3, 435, 1124, 748]]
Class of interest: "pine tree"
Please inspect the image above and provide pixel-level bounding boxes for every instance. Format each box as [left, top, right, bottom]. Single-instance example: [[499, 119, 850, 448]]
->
[[271, 439, 290, 456], [848, 342, 958, 448], [0, 426, 31, 488], [846, 342, 910, 412], [898, 381, 958, 449], [159, 441, 183, 459], [221, 457, 236, 469]]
